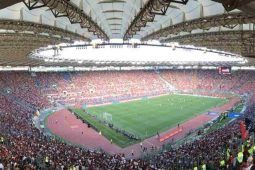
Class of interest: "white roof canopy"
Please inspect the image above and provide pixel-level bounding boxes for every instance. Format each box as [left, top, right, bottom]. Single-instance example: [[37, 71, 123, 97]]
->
[[0, 0, 241, 40]]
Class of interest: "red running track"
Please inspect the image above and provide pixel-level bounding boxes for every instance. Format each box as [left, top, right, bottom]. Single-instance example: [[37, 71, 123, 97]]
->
[[46, 97, 239, 158]]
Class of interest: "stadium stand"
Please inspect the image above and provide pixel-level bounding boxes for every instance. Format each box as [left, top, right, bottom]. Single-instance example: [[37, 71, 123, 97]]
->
[[34, 71, 168, 106], [1, 70, 255, 169]]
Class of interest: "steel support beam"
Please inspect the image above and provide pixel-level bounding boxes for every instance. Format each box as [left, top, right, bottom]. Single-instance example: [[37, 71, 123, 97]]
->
[[162, 30, 255, 57], [22, 0, 109, 40], [0, 32, 70, 66], [0, 20, 90, 42], [212, 0, 254, 13], [142, 13, 255, 41], [124, 0, 188, 40], [0, 0, 22, 10]]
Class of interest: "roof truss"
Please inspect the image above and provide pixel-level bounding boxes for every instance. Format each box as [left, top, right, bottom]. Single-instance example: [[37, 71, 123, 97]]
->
[[142, 13, 255, 41], [162, 30, 255, 57], [22, 0, 109, 40], [124, 0, 188, 40]]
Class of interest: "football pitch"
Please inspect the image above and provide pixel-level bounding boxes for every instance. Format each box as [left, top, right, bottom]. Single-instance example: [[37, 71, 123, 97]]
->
[[72, 94, 228, 147]]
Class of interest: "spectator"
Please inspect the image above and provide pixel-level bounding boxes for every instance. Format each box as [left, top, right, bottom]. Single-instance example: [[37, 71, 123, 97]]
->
[[0, 70, 255, 169]]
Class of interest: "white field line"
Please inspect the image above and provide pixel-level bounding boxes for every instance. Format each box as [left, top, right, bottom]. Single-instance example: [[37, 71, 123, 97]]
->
[[87, 92, 224, 108], [173, 93, 223, 99]]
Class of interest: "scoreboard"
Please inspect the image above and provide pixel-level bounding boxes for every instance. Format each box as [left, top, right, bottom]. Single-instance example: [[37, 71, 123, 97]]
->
[[218, 66, 231, 75]]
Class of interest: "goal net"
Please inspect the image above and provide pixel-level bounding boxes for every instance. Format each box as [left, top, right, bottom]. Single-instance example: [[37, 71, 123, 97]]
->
[[101, 112, 112, 122]]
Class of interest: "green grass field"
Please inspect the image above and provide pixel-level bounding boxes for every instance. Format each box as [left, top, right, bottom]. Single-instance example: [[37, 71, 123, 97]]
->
[[73, 94, 228, 147]]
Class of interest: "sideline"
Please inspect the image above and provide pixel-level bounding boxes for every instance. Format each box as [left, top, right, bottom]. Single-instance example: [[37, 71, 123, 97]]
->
[[174, 93, 225, 99], [86, 93, 170, 108], [86, 92, 233, 108]]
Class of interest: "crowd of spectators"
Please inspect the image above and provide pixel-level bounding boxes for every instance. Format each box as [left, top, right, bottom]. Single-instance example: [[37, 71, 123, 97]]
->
[[34, 71, 168, 106], [0, 70, 255, 169], [160, 70, 255, 94]]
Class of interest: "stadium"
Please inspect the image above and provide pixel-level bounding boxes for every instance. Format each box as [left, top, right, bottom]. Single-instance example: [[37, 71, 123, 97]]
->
[[1, 0, 255, 169]]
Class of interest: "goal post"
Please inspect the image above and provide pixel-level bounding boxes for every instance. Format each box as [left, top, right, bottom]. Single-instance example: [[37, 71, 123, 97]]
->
[[101, 112, 112, 122]]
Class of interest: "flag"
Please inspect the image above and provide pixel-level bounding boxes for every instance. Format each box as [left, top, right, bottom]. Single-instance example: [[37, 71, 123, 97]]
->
[[240, 121, 248, 141]]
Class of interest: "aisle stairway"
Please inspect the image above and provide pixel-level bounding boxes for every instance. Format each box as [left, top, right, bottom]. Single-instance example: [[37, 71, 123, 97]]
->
[[156, 71, 177, 92]]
